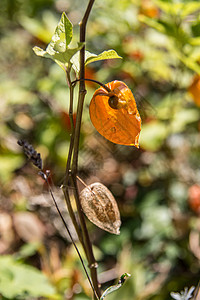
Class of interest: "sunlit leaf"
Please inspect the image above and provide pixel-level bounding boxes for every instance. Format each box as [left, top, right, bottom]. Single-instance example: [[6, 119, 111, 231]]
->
[[85, 50, 122, 65], [47, 12, 73, 53], [71, 50, 122, 74], [33, 12, 83, 70], [33, 43, 84, 71]]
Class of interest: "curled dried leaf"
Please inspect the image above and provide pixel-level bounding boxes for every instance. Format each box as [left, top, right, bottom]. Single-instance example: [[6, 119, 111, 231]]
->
[[80, 182, 121, 235]]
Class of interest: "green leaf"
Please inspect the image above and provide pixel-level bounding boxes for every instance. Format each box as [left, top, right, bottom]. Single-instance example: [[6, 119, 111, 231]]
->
[[71, 49, 122, 74], [70, 50, 93, 74], [47, 12, 73, 54], [100, 273, 131, 300], [85, 50, 122, 65], [33, 12, 83, 70], [0, 255, 56, 299], [33, 43, 84, 71], [33, 46, 49, 57]]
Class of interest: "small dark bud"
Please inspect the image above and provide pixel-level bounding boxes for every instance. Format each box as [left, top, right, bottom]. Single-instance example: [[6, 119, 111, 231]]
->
[[17, 139, 43, 170], [108, 95, 119, 109]]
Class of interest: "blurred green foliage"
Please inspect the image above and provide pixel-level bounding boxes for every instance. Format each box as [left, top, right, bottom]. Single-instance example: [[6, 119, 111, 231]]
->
[[0, 255, 56, 299], [0, 0, 200, 299]]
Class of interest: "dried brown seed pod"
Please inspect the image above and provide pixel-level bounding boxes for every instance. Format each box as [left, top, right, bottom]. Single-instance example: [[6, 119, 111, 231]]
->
[[80, 182, 121, 235]]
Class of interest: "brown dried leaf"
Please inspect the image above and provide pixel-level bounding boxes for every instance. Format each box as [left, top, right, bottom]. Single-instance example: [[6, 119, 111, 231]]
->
[[80, 182, 121, 235]]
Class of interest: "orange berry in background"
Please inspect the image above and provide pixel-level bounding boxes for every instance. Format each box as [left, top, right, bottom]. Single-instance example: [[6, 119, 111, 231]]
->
[[139, 0, 160, 18], [85, 66, 96, 88], [89, 80, 141, 147], [188, 75, 200, 107], [60, 111, 76, 132], [129, 50, 144, 62], [188, 184, 200, 214]]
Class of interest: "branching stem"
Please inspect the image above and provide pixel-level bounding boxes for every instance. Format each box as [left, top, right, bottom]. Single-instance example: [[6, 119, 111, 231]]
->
[[63, 1, 101, 299]]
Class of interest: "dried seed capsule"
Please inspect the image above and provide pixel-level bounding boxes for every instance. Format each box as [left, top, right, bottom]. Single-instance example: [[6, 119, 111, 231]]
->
[[80, 182, 121, 235]]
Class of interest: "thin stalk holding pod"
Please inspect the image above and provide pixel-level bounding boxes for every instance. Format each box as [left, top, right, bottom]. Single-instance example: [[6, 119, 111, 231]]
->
[[71, 78, 112, 93], [70, 174, 100, 298], [40, 171, 99, 300]]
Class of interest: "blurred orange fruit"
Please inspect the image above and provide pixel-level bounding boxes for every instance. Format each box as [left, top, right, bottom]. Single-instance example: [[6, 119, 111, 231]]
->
[[129, 50, 144, 62], [188, 75, 200, 106], [60, 111, 76, 131], [188, 184, 200, 214], [89, 80, 141, 147], [140, 0, 160, 18], [85, 66, 96, 88]]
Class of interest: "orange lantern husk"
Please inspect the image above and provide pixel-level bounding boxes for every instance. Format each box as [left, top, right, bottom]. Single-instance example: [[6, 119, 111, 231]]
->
[[89, 80, 141, 147], [188, 75, 200, 107]]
